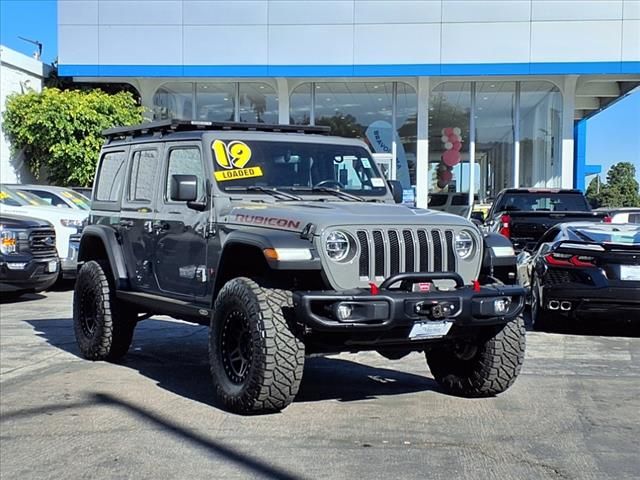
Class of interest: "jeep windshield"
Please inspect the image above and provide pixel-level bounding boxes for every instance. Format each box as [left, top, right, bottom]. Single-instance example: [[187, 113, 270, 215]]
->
[[211, 140, 387, 198]]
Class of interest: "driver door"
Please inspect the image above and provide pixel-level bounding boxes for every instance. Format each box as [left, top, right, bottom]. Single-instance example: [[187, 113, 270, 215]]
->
[[154, 143, 210, 300]]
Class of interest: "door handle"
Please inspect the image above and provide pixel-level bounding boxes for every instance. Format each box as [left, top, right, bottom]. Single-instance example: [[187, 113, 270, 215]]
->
[[119, 219, 134, 229]]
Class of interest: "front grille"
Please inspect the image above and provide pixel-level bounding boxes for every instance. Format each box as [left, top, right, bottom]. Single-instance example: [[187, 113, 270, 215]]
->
[[29, 229, 57, 258], [356, 228, 456, 281]]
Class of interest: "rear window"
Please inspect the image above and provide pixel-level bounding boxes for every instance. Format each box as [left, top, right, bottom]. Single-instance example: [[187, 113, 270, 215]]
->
[[573, 226, 640, 244], [428, 194, 448, 207], [498, 193, 589, 212], [95, 151, 127, 202]]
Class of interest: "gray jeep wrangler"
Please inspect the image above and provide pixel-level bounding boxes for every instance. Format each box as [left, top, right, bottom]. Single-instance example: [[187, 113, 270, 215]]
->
[[74, 120, 525, 414]]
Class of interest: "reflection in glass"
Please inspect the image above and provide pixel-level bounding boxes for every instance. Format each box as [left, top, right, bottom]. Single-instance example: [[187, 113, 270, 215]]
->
[[196, 83, 235, 122], [239, 83, 278, 123], [519, 82, 562, 188], [429, 82, 471, 194], [153, 82, 194, 120]]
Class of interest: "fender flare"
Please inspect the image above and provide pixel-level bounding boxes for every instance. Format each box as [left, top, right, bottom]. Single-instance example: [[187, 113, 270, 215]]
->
[[482, 232, 517, 272], [78, 225, 130, 290]]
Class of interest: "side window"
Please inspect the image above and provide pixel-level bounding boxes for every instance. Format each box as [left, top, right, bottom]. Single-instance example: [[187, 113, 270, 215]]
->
[[166, 147, 205, 202], [128, 150, 158, 203], [95, 151, 127, 202]]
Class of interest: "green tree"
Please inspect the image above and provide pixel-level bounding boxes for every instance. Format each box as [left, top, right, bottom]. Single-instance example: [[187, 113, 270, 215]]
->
[[599, 162, 640, 208], [585, 176, 602, 208], [2, 87, 143, 186]]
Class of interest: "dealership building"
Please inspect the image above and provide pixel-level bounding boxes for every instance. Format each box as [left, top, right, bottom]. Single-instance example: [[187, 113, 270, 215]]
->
[[58, 0, 640, 208]]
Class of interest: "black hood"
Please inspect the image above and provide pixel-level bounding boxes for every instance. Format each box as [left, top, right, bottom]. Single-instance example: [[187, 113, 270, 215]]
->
[[0, 213, 53, 229]]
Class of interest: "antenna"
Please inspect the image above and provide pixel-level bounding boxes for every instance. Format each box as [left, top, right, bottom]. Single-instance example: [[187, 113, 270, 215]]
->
[[18, 36, 43, 60]]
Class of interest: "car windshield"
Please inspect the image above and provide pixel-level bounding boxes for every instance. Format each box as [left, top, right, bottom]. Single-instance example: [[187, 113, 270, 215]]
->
[[0, 186, 49, 207], [573, 225, 640, 245], [499, 193, 589, 212], [59, 190, 91, 210], [211, 139, 387, 197]]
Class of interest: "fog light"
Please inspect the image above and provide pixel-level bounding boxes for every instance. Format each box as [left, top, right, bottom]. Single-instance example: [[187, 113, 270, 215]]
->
[[6, 262, 27, 270], [336, 303, 353, 321], [493, 297, 511, 315]]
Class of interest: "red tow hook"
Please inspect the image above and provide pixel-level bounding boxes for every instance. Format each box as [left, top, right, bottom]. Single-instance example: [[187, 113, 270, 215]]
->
[[369, 282, 380, 295], [473, 279, 481, 292]]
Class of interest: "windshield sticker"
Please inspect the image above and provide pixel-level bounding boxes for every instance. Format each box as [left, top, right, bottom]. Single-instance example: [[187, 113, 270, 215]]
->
[[0, 191, 8, 200], [361, 158, 371, 169], [371, 178, 385, 187], [212, 140, 263, 182]]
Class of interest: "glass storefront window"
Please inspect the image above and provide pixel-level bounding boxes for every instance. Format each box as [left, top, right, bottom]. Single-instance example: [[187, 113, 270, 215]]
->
[[153, 82, 194, 120], [290, 83, 312, 125], [476, 81, 516, 197], [290, 82, 417, 191], [519, 82, 562, 188], [195, 83, 235, 122], [397, 83, 417, 188], [239, 83, 278, 123], [429, 82, 471, 194]]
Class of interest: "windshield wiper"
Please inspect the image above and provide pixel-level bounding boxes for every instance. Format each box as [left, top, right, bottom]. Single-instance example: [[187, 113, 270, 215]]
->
[[225, 186, 302, 201], [290, 186, 365, 202]]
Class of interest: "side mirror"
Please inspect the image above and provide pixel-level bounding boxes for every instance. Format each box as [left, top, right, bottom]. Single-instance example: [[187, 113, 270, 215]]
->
[[471, 211, 485, 223], [170, 174, 198, 202], [387, 180, 403, 204]]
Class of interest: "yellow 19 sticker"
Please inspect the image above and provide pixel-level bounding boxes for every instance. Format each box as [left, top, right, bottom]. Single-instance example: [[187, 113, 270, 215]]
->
[[212, 139, 263, 182]]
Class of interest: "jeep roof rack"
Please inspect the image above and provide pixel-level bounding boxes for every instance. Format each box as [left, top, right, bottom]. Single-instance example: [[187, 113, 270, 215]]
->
[[102, 119, 331, 140]]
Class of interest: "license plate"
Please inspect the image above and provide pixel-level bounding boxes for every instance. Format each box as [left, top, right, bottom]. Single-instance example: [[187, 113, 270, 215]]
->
[[408, 321, 453, 340], [47, 261, 58, 273], [620, 265, 640, 281]]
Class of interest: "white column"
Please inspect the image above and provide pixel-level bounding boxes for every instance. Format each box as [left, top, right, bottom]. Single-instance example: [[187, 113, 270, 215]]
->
[[276, 78, 289, 125], [468, 83, 476, 214], [513, 81, 521, 188], [560, 75, 578, 188], [416, 77, 430, 209]]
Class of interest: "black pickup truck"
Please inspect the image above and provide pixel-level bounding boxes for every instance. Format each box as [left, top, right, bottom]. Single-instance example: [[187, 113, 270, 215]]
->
[[484, 189, 607, 251]]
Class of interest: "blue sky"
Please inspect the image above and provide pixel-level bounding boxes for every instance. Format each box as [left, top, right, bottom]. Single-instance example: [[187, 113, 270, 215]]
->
[[585, 89, 640, 184], [1, 0, 638, 187]]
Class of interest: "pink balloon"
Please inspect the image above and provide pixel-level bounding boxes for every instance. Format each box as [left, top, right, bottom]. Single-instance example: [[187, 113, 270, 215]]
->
[[443, 149, 461, 167], [440, 170, 453, 182], [448, 134, 460, 143], [453, 141, 462, 151], [444, 127, 454, 137]]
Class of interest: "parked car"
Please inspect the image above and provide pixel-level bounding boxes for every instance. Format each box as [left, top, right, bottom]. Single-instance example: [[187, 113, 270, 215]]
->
[[0, 185, 87, 279], [522, 222, 640, 330], [14, 184, 90, 210], [428, 192, 478, 217], [597, 207, 640, 224], [483, 188, 607, 251], [1, 213, 59, 300], [73, 119, 526, 415]]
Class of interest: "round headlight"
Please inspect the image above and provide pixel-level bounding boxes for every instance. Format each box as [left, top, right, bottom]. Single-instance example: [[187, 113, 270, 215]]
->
[[326, 231, 351, 262], [455, 231, 474, 259]]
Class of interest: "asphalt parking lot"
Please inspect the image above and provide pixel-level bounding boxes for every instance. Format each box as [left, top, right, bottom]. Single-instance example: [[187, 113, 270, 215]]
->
[[1, 289, 639, 480]]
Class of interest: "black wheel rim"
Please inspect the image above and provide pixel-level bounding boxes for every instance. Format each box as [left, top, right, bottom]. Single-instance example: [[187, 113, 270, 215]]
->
[[80, 287, 97, 337], [531, 277, 540, 323], [220, 310, 253, 385]]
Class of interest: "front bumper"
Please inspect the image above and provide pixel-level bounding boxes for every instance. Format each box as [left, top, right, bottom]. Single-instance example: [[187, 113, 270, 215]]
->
[[542, 284, 640, 318], [0, 256, 59, 293], [293, 272, 525, 336]]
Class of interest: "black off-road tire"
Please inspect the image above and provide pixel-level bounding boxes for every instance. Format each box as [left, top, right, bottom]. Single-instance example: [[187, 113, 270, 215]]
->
[[426, 315, 526, 397], [209, 277, 305, 414], [73, 260, 136, 361]]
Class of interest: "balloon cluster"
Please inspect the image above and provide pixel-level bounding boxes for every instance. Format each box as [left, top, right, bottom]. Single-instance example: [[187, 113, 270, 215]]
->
[[437, 127, 462, 189]]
